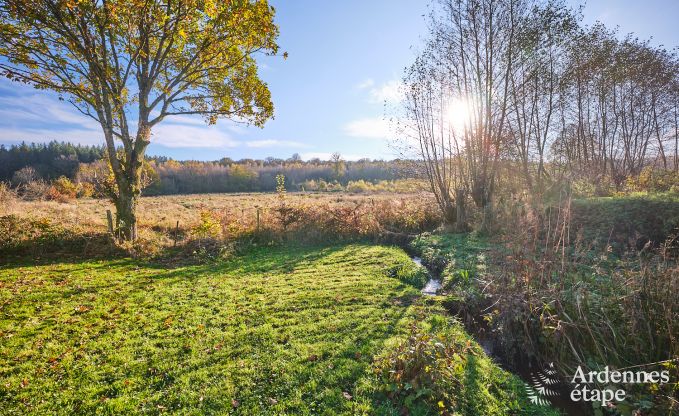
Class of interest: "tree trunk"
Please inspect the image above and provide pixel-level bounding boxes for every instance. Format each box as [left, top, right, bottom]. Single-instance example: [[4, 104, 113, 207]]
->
[[108, 124, 150, 242], [454, 189, 468, 233], [479, 199, 494, 235], [115, 187, 138, 241], [442, 201, 457, 227]]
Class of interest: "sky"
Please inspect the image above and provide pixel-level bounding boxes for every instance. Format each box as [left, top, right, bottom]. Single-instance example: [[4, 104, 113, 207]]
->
[[0, 0, 677, 161]]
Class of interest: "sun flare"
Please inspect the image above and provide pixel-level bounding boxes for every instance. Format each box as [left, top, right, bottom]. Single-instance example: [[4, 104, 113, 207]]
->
[[445, 98, 471, 132]]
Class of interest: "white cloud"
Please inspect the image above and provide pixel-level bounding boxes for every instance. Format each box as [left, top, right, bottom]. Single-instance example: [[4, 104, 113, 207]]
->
[[152, 122, 238, 148], [0, 91, 104, 145], [245, 139, 307, 149], [343, 117, 392, 140], [0, 101, 255, 149], [0, 81, 242, 149], [356, 78, 375, 90], [300, 152, 364, 161], [0, 126, 104, 146], [0, 95, 100, 129], [368, 80, 403, 104], [355, 78, 404, 104]]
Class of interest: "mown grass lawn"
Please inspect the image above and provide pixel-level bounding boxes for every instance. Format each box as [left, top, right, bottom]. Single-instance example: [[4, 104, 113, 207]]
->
[[1, 244, 425, 415], [0, 243, 556, 415]]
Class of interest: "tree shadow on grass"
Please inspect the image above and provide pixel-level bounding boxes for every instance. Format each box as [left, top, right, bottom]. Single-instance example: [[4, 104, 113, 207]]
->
[[0, 240, 421, 415], [0, 231, 123, 266]]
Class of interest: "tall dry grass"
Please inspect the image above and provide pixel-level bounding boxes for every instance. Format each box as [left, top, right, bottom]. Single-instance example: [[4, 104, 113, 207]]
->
[[486, 192, 679, 412], [1, 192, 441, 260]]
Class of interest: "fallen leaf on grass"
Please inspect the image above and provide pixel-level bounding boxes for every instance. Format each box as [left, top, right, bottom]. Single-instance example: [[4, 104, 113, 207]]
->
[[74, 305, 90, 313]]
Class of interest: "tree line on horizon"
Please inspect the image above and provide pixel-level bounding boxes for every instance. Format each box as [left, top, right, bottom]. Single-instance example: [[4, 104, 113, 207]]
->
[[1, 141, 419, 195]]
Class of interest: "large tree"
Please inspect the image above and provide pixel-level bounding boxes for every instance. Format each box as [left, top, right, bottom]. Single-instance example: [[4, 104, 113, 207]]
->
[[0, 0, 280, 239], [403, 0, 526, 232]]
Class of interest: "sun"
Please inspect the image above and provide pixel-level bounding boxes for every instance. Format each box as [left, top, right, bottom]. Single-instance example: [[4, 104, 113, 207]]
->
[[445, 98, 471, 132]]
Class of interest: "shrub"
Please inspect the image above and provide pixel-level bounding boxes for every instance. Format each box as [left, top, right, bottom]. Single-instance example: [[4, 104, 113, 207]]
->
[[0, 214, 117, 258], [373, 316, 552, 415], [19, 180, 50, 201], [346, 179, 371, 192], [11, 166, 39, 186], [0, 182, 17, 211], [571, 176, 617, 198], [571, 194, 679, 252], [76, 181, 95, 198], [115, 229, 166, 259], [317, 179, 328, 191], [196, 196, 441, 245], [625, 167, 679, 194], [51, 176, 77, 200], [191, 210, 222, 241]]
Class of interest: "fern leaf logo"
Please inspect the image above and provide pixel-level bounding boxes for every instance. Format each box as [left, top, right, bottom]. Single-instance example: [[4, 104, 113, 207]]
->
[[525, 362, 561, 406]]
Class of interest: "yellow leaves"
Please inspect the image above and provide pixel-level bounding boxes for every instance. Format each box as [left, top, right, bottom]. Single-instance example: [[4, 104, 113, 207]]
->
[[74, 304, 91, 314], [203, 0, 218, 18], [2, 0, 279, 135]]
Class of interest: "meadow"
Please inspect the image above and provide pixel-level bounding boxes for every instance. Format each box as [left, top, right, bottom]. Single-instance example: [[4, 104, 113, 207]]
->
[[1, 192, 432, 235], [0, 237, 554, 415], [2, 186, 679, 415]]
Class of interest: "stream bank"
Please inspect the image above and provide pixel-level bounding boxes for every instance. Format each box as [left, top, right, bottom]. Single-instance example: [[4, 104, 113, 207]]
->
[[404, 239, 589, 416]]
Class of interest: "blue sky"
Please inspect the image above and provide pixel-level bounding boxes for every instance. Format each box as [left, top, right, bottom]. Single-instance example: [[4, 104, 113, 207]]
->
[[0, 0, 677, 161]]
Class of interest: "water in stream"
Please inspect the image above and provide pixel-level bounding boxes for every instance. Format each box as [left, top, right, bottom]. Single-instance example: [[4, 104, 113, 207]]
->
[[412, 256, 442, 296], [409, 254, 586, 415]]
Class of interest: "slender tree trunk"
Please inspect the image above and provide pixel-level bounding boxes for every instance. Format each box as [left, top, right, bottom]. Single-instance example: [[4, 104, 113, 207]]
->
[[454, 188, 468, 232], [479, 196, 494, 235]]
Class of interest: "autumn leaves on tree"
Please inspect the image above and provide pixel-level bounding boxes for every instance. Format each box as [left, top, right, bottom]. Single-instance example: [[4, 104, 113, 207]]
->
[[0, 0, 281, 239]]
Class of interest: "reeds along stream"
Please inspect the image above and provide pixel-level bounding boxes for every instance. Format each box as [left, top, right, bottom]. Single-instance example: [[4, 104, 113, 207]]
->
[[409, 253, 587, 415]]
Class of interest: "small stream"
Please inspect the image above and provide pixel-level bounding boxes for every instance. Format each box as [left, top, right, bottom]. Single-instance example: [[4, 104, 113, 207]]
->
[[410, 254, 586, 415], [412, 256, 442, 296]]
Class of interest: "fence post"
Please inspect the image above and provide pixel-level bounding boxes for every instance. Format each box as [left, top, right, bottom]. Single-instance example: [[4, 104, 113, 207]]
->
[[174, 220, 179, 247], [256, 207, 261, 232], [106, 209, 114, 235]]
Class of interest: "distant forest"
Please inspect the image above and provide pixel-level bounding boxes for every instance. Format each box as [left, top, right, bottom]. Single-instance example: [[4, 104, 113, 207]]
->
[[0, 141, 416, 195], [0, 142, 105, 181]]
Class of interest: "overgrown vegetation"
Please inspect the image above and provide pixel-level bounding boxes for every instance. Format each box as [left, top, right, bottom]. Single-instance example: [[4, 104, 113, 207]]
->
[[410, 193, 679, 415], [0, 192, 441, 262], [372, 314, 559, 415]]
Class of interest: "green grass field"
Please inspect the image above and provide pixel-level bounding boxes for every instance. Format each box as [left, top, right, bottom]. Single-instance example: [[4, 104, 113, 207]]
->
[[0, 243, 554, 415]]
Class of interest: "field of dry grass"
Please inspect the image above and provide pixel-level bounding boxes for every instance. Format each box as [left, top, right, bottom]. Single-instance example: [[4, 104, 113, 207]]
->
[[1, 192, 433, 232], [0, 191, 440, 259]]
